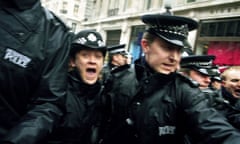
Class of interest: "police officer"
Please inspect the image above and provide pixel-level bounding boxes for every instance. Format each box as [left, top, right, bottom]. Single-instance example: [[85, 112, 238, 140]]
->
[[107, 44, 129, 70], [0, 0, 72, 143], [208, 65, 222, 90], [179, 51, 221, 109], [211, 75, 222, 90], [180, 53, 216, 90], [101, 8, 240, 144], [46, 30, 107, 144], [101, 44, 131, 84]]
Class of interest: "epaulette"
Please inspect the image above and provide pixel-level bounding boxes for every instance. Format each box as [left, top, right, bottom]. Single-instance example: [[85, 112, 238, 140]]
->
[[177, 72, 199, 88]]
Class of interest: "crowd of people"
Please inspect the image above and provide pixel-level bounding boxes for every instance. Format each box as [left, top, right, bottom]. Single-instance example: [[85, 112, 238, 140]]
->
[[1, 0, 240, 144]]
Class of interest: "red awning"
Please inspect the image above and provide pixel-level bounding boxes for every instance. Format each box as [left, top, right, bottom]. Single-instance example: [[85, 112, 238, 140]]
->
[[207, 41, 240, 65]]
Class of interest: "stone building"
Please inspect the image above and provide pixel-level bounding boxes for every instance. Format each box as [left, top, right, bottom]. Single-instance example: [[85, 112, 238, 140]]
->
[[42, 0, 240, 66]]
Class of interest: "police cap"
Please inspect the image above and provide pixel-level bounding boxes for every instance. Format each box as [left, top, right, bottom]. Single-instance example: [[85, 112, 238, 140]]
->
[[70, 30, 107, 57], [181, 48, 194, 57], [108, 44, 127, 55], [181, 55, 216, 76], [209, 66, 222, 81], [208, 65, 221, 76], [212, 76, 222, 82], [141, 12, 198, 47]]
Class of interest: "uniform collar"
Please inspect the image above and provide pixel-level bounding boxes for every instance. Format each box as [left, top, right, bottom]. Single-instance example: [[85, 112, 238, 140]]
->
[[134, 57, 176, 84]]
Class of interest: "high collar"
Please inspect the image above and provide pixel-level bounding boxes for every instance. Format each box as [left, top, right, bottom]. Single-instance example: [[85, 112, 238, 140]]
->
[[134, 57, 176, 82]]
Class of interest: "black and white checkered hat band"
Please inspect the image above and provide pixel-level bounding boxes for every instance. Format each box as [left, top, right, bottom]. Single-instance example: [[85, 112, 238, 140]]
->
[[149, 24, 189, 38]]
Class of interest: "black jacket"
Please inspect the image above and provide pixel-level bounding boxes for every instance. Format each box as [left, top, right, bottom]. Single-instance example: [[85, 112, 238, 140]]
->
[[46, 69, 105, 144], [213, 87, 240, 129], [0, 1, 72, 143], [102, 61, 240, 144]]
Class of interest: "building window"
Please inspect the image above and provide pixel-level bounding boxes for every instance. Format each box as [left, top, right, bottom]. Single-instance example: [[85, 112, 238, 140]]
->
[[200, 18, 240, 37], [106, 30, 121, 45], [129, 26, 146, 62], [144, 0, 152, 10], [71, 23, 77, 33], [108, 0, 119, 16], [73, 4, 79, 15], [187, 0, 196, 3], [158, 0, 163, 8], [60, 1, 68, 14]]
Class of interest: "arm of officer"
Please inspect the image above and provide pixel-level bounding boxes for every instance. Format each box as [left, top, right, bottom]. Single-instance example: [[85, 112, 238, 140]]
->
[[2, 8, 73, 143], [181, 87, 240, 144]]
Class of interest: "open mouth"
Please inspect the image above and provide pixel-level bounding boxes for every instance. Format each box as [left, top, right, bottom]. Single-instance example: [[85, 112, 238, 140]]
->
[[164, 63, 173, 67], [163, 63, 175, 69], [86, 68, 97, 74], [235, 89, 240, 95], [233, 89, 240, 97]]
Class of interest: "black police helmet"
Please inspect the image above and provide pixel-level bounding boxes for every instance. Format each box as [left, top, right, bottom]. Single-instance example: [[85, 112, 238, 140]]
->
[[70, 30, 107, 58]]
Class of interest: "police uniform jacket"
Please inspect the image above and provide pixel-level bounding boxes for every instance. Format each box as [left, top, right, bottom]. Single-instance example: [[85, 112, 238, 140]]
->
[[46, 69, 105, 144], [103, 58, 240, 144], [0, 1, 72, 143], [101, 64, 130, 85]]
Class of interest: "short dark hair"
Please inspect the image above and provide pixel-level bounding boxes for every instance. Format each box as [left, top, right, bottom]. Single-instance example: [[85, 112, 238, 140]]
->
[[142, 31, 158, 44], [179, 67, 191, 76]]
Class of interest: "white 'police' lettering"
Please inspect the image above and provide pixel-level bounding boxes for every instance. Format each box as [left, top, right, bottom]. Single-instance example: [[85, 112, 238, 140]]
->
[[158, 125, 176, 136], [4, 48, 31, 68]]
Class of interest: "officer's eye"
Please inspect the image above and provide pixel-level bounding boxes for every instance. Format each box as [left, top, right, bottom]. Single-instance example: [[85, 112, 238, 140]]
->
[[231, 79, 239, 83], [94, 52, 103, 59], [81, 53, 88, 57], [95, 54, 103, 59]]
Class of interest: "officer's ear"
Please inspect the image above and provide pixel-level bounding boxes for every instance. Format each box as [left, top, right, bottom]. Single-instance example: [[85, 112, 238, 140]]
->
[[221, 80, 227, 87], [141, 39, 150, 54], [69, 57, 76, 68]]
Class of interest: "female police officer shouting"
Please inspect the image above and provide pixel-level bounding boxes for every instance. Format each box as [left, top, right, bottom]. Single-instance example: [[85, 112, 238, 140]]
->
[[45, 30, 107, 144], [101, 10, 240, 144]]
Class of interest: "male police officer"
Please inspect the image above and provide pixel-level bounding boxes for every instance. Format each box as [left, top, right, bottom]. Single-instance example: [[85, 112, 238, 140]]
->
[[210, 66, 222, 90], [0, 0, 72, 143], [180, 54, 216, 90], [101, 44, 130, 84], [107, 44, 128, 71], [101, 9, 240, 144]]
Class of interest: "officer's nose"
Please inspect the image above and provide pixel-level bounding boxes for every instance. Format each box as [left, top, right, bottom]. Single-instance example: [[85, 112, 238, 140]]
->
[[169, 49, 180, 61], [203, 76, 211, 84], [236, 80, 240, 87], [88, 56, 98, 64]]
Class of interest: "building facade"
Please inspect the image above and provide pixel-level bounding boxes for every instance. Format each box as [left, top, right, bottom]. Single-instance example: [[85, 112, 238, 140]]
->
[[41, 0, 95, 33], [41, 0, 240, 66]]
